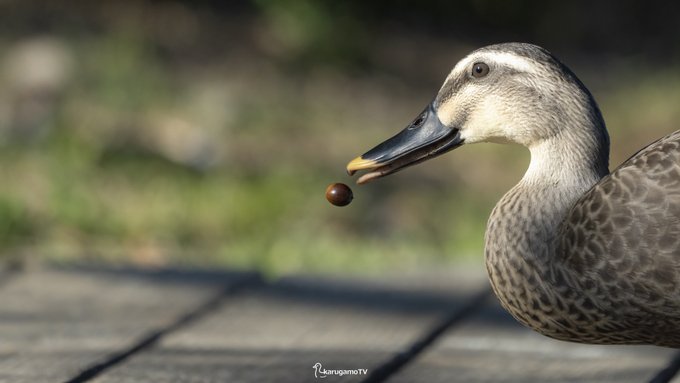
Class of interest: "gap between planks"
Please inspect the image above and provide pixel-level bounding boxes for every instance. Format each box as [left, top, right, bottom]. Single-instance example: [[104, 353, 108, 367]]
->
[[648, 350, 680, 383], [360, 288, 493, 383], [62, 272, 263, 383]]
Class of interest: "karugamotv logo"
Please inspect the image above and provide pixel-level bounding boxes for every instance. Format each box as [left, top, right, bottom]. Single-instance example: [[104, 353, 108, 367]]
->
[[312, 362, 368, 379]]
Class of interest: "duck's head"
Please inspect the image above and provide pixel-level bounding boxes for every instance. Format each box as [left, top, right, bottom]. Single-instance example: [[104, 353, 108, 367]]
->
[[347, 42, 608, 184]]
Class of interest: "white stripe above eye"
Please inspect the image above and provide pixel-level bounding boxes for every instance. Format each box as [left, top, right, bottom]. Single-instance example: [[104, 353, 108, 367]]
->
[[445, 51, 540, 83]]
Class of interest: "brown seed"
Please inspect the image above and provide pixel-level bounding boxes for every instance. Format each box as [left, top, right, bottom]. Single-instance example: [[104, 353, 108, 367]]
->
[[326, 183, 353, 206]]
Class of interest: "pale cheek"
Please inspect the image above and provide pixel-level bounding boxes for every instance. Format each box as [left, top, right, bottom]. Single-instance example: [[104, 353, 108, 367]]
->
[[460, 116, 501, 143], [437, 87, 479, 127], [460, 98, 513, 143], [436, 100, 460, 127], [436, 89, 526, 145]]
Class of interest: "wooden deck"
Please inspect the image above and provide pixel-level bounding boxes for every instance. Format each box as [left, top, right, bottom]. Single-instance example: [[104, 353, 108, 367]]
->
[[0, 265, 679, 383]]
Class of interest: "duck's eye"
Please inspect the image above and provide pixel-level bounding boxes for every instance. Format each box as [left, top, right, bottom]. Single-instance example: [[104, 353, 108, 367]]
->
[[472, 62, 490, 78]]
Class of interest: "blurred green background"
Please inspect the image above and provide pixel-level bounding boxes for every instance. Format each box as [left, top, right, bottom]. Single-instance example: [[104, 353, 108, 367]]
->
[[0, 0, 679, 275]]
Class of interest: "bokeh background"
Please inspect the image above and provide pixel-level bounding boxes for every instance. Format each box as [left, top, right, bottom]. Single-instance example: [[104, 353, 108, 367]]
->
[[0, 0, 679, 275]]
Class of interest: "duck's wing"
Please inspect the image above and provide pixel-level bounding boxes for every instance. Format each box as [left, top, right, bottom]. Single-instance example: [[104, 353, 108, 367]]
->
[[558, 129, 680, 318]]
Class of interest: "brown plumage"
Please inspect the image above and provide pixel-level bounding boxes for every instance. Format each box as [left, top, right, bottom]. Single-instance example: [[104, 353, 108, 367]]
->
[[347, 43, 680, 347], [486, 129, 680, 347]]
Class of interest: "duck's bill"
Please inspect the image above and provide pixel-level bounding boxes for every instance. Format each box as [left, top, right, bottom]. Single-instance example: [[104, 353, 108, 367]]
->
[[346, 102, 463, 184]]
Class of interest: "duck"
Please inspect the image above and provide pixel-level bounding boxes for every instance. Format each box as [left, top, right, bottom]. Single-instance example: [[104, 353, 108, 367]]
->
[[347, 42, 680, 347]]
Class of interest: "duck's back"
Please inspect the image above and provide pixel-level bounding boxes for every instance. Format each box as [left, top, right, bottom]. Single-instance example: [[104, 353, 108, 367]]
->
[[558, 129, 680, 346]]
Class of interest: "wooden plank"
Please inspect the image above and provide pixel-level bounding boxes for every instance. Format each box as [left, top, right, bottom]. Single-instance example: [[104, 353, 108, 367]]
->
[[91, 268, 488, 383], [0, 266, 253, 383], [388, 296, 677, 383]]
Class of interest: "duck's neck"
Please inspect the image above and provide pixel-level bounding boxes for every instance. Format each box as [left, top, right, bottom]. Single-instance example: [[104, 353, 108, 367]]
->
[[484, 124, 609, 337]]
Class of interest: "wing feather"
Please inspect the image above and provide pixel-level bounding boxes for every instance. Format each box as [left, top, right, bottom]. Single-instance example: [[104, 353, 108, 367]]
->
[[559, 130, 680, 320]]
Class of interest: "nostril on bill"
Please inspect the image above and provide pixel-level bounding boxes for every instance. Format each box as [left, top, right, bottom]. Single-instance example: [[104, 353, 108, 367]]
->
[[408, 113, 426, 130]]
